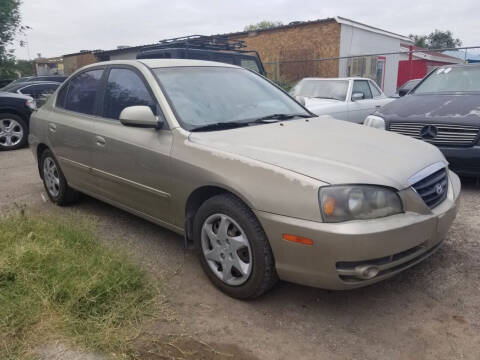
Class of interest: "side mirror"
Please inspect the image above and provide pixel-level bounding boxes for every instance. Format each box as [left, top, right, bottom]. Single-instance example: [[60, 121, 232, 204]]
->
[[398, 89, 409, 97], [119, 105, 163, 128], [352, 92, 364, 101]]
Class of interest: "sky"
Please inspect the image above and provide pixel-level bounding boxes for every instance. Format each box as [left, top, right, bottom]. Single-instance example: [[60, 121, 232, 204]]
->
[[12, 0, 480, 59]]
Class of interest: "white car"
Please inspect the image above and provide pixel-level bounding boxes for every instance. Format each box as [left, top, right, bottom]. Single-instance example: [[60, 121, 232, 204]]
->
[[290, 77, 394, 123]]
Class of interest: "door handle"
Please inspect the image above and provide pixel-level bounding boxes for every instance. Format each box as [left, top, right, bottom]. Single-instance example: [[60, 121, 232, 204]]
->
[[95, 136, 106, 147], [375, 105, 381, 108], [48, 123, 57, 132]]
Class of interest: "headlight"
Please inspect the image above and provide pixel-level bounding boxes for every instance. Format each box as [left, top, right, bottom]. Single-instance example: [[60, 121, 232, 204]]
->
[[319, 185, 402, 223], [364, 115, 385, 129], [26, 99, 37, 110]]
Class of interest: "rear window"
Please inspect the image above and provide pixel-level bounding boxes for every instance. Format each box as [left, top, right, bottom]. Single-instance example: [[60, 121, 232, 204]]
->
[[414, 66, 480, 94]]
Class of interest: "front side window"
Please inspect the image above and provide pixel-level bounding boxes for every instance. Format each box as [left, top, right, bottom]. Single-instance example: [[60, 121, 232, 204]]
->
[[352, 80, 373, 100], [64, 69, 104, 115], [20, 84, 58, 98], [153, 66, 310, 130], [290, 79, 349, 101], [369, 81, 382, 97], [103, 68, 156, 120], [413, 66, 480, 94]]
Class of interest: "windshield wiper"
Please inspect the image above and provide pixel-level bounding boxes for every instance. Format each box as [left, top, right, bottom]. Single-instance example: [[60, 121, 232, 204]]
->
[[190, 121, 249, 132], [313, 96, 341, 101], [249, 113, 312, 123]]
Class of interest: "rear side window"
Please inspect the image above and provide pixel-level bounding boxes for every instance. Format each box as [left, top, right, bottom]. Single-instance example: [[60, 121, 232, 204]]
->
[[64, 69, 104, 115], [240, 59, 260, 73], [56, 83, 69, 108], [352, 80, 373, 100], [103, 68, 156, 120]]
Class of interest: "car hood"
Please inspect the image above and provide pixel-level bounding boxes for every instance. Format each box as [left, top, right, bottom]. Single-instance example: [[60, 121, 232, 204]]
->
[[303, 98, 345, 114], [378, 93, 480, 126], [188, 116, 446, 189]]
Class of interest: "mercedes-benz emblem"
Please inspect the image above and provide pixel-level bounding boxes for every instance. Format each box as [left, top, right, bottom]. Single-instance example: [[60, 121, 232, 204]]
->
[[420, 125, 438, 139], [435, 183, 444, 195]]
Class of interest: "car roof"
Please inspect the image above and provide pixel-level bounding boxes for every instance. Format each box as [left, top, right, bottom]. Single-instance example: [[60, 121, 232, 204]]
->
[[0, 91, 32, 100], [301, 77, 372, 81], [86, 59, 240, 70]]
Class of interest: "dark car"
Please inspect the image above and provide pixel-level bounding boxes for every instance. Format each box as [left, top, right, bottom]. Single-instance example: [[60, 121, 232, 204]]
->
[[397, 78, 422, 97], [0, 79, 14, 88], [134, 35, 267, 76], [6, 75, 67, 87], [0, 92, 36, 150], [2, 81, 60, 106], [364, 63, 480, 176]]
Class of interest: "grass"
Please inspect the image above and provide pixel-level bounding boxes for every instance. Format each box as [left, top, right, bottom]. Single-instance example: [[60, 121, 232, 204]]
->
[[0, 212, 158, 359]]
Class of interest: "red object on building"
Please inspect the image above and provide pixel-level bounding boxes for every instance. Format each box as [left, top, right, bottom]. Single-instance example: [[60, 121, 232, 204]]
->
[[397, 44, 463, 89]]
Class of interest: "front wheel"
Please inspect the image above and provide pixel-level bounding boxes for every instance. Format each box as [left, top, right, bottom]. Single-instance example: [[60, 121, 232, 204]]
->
[[193, 194, 278, 299]]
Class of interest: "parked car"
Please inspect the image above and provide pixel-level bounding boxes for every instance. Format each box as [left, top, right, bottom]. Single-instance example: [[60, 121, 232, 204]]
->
[[0, 79, 14, 88], [30, 59, 459, 299], [289, 77, 393, 123], [4, 75, 67, 88], [2, 81, 61, 106], [393, 78, 422, 97], [365, 63, 480, 176], [0, 92, 36, 150]]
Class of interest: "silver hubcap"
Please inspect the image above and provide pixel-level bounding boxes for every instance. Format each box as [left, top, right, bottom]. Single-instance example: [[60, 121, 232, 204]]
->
[[201, 214, 253, 286], [0, 119, 24, 147], [43, 157, 60, 197]]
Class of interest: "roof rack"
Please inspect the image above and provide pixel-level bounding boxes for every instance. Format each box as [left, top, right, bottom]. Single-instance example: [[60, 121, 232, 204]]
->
[[141, 35, 249, 53]]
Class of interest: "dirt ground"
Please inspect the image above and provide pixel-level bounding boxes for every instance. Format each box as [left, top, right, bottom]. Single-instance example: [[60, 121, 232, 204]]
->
[[1, 148, 479, 360]]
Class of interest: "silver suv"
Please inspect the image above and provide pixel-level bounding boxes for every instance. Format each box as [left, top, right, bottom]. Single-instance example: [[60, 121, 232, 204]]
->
[[29, 59, 460, 299]]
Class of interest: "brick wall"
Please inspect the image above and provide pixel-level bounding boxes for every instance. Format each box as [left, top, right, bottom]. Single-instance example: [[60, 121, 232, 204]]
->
[[230, 20, 341, 83], [63, 52, 99, 75]]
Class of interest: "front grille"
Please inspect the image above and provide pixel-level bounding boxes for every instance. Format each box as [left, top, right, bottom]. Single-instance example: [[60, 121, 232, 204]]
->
[[389, 122, 480, 146], [411, 168, 448, 208]]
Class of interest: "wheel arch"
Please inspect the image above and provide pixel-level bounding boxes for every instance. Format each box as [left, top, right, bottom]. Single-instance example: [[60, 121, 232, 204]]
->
[[36, 143, 50, 178], [0, 107, 29, 124], [184, 185, 255, 249]]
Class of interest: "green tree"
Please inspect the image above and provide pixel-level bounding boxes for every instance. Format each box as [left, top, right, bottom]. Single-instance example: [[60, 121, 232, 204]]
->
[[409, 30, 462, 50], [244, 21, 283, 32], [0, 0, 27, 77]]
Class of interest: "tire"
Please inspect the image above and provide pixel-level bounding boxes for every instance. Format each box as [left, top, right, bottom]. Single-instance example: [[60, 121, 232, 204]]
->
[[0, 114, 28, 150], [193, 194, 278, 299], [40, 149, 80, 206]]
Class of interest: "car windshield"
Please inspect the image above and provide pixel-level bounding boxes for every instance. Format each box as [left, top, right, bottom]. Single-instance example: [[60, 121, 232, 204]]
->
[[290, 79, 348, 101], [153, 67, 310, 130], [413, 66, 480, 94]]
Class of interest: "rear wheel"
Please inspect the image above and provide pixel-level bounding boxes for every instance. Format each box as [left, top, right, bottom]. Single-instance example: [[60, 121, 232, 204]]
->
[[40, 150, 80, 206], [193, 194, 278, 299], [0, 114, 28, 150]]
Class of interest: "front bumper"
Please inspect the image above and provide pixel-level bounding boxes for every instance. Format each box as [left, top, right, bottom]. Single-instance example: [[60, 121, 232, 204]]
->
[[256, 171, 461, 290], [439, 145, 480, 176]]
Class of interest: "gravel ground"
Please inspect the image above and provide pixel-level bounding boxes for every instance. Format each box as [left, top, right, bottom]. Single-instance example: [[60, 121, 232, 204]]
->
[[1, 148, 479, 360]]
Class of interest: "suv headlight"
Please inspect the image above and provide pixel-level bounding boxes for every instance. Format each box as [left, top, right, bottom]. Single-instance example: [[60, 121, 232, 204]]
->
[[364, 115, 385, 129], [319, 185, 402, 223]]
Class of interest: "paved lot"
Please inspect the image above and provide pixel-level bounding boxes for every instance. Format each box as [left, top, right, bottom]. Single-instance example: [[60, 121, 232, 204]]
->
[[1, 148, 479, 360]]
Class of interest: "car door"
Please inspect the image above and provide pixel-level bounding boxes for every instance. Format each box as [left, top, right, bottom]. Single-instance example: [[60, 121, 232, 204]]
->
[[347, 79, 376, 123], [368, 80, 391, 109], [47, 68, 105, 193], [91, 66, 174, 223]]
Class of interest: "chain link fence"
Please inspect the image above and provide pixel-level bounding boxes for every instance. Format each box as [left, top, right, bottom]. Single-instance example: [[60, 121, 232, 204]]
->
[[263, 46, 480, 95]]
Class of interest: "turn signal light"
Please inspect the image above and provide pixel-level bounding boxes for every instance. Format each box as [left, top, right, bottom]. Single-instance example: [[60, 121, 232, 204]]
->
[[282, 234, 313, 246], [323, 196, 336, 216]]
